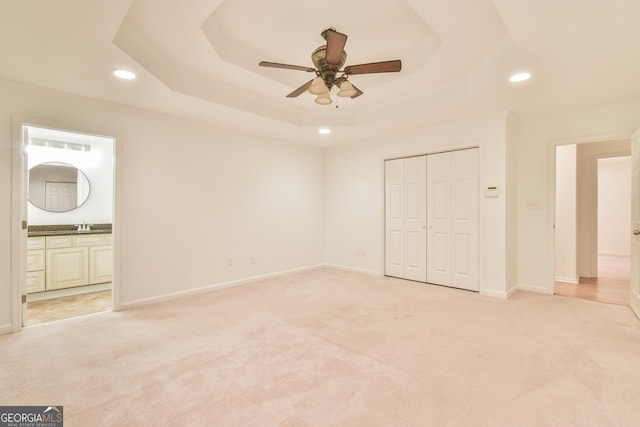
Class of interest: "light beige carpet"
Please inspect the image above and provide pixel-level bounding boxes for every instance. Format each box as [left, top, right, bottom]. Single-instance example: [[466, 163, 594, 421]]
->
[[1, 268, 639, 426]]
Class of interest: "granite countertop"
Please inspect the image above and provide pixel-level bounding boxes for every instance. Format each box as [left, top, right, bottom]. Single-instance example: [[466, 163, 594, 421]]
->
[[28, 224, 112, 237]]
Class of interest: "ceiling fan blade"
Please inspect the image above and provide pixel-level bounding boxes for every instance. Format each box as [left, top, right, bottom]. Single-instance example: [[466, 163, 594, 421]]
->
[[343, 60, 402, 75], [324, 29, 347, 65], [259, 61, 316, 72], [286, 80, 313, 97]]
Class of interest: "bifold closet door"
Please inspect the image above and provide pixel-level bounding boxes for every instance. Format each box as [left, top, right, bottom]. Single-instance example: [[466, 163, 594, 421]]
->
[[427, 149, 479, 291], [385, 156, 427, 282]]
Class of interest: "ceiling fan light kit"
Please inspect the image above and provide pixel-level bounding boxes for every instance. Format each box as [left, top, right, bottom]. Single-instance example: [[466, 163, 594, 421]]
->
[[259, 28, 401, 105], [337, 80, 357, 98], [309, 76, 329, 95], [315, 93, 333, 105]]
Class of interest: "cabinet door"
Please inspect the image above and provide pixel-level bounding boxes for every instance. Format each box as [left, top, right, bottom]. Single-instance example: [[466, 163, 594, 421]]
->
[[46, 247, 89, 290], [89, 245, 113, 284]]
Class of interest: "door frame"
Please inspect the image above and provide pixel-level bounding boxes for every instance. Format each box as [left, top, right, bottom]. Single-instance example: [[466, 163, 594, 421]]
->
[[10, 116, 121, 332], [631, 128, 640, 319], [548, 132, 632, 297]]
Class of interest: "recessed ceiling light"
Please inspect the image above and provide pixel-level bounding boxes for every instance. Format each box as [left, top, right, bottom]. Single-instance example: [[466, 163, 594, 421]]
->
[[509, 72, 531, 83], [113, 69, 136, 80], [318, 128, 331, 135]]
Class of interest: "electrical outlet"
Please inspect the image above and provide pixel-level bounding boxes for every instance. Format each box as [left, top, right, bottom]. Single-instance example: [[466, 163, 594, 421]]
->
[[251, 257, 256, 265], [226, 257, 234, 266]]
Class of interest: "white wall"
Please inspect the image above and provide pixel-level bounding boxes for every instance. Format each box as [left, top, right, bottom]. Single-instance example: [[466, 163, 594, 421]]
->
[[0, 78, 325, 333], [324, 113, 514, 298], [554, 145, 577, 283], [516, 102, 640, 294], [598, 156, 632, 257]]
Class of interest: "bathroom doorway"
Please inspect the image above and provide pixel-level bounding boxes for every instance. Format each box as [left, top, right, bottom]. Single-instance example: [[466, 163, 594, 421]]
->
[[22, 124, 115, 326], [554, 140, 631, 306]]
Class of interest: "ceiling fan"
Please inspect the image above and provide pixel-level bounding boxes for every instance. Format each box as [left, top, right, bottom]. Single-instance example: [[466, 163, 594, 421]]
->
[[259, 28, 402, 105]]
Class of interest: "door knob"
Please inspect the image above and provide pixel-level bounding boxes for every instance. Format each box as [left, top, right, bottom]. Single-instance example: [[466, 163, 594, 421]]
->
[[634, 230, 640, 236]]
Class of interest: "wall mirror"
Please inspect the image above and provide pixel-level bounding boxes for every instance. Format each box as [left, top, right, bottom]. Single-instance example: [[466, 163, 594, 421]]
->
[[28, 162, 91, 212]]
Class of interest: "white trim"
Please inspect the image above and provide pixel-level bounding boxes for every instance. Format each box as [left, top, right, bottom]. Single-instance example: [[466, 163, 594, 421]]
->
[[119, 264, 325, 310], [481, 284, 518, 299], [10, 117, 27, 333], [111, 134, 121, 312], [0, 324, 13, 335], [555, 276, 579, 284], [597, 252, 631, 257], [550, 132, 632, 147], [324, 263, 382, 277], [481, 289, 510, 299], [518, 283, 555, 295]]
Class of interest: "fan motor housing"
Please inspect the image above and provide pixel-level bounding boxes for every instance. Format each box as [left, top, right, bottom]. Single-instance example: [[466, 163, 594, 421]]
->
[[312, 46, 347, 89]]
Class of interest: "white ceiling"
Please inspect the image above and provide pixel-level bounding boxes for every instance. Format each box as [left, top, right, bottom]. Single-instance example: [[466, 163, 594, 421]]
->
[[1, 0, 639, 147]]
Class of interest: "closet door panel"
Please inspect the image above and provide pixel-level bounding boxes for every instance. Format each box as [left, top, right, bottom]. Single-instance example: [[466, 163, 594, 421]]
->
[[452, 149, 479, 291], [385, 156, 427, 282], [427, 149, 478, 290], [427, 153, 452, 286], [404, 156, 427, 282], [385, 159, 406, 279]]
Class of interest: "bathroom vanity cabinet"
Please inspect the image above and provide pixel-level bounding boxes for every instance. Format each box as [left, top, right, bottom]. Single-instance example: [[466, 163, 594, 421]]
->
[[27, 232, 112, 293], [26, 236, 46, 293]]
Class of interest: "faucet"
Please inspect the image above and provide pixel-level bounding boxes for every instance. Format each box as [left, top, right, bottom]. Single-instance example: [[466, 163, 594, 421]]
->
[[76, 221, 93, 233]]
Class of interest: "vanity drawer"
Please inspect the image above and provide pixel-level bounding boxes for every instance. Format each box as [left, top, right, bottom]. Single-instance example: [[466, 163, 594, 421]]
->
[[27, 236, 45, 250], [73, 234, 107, 247], [27, 271, 45, 293], [27, 249, 45, 272], [46, 235, 73, 249]]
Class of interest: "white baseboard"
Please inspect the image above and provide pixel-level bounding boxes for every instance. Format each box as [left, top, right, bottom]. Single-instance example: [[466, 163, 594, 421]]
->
[[555, 276, 579, 284], [518, 283, 554, 295], [481, 289, 510, 299], [598, 252, 631, 257], [0, 323, 14, 336], [119, 264, 325, 310], [323, 263, 382, 277]]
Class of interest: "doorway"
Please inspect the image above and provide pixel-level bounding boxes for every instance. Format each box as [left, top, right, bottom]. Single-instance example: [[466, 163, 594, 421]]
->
[[554, 141, 631, 306], [22, 124, 115, 326]]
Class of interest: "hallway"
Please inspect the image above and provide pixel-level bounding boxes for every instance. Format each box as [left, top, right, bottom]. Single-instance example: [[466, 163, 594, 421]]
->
[[555, 255, 630, 306]]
